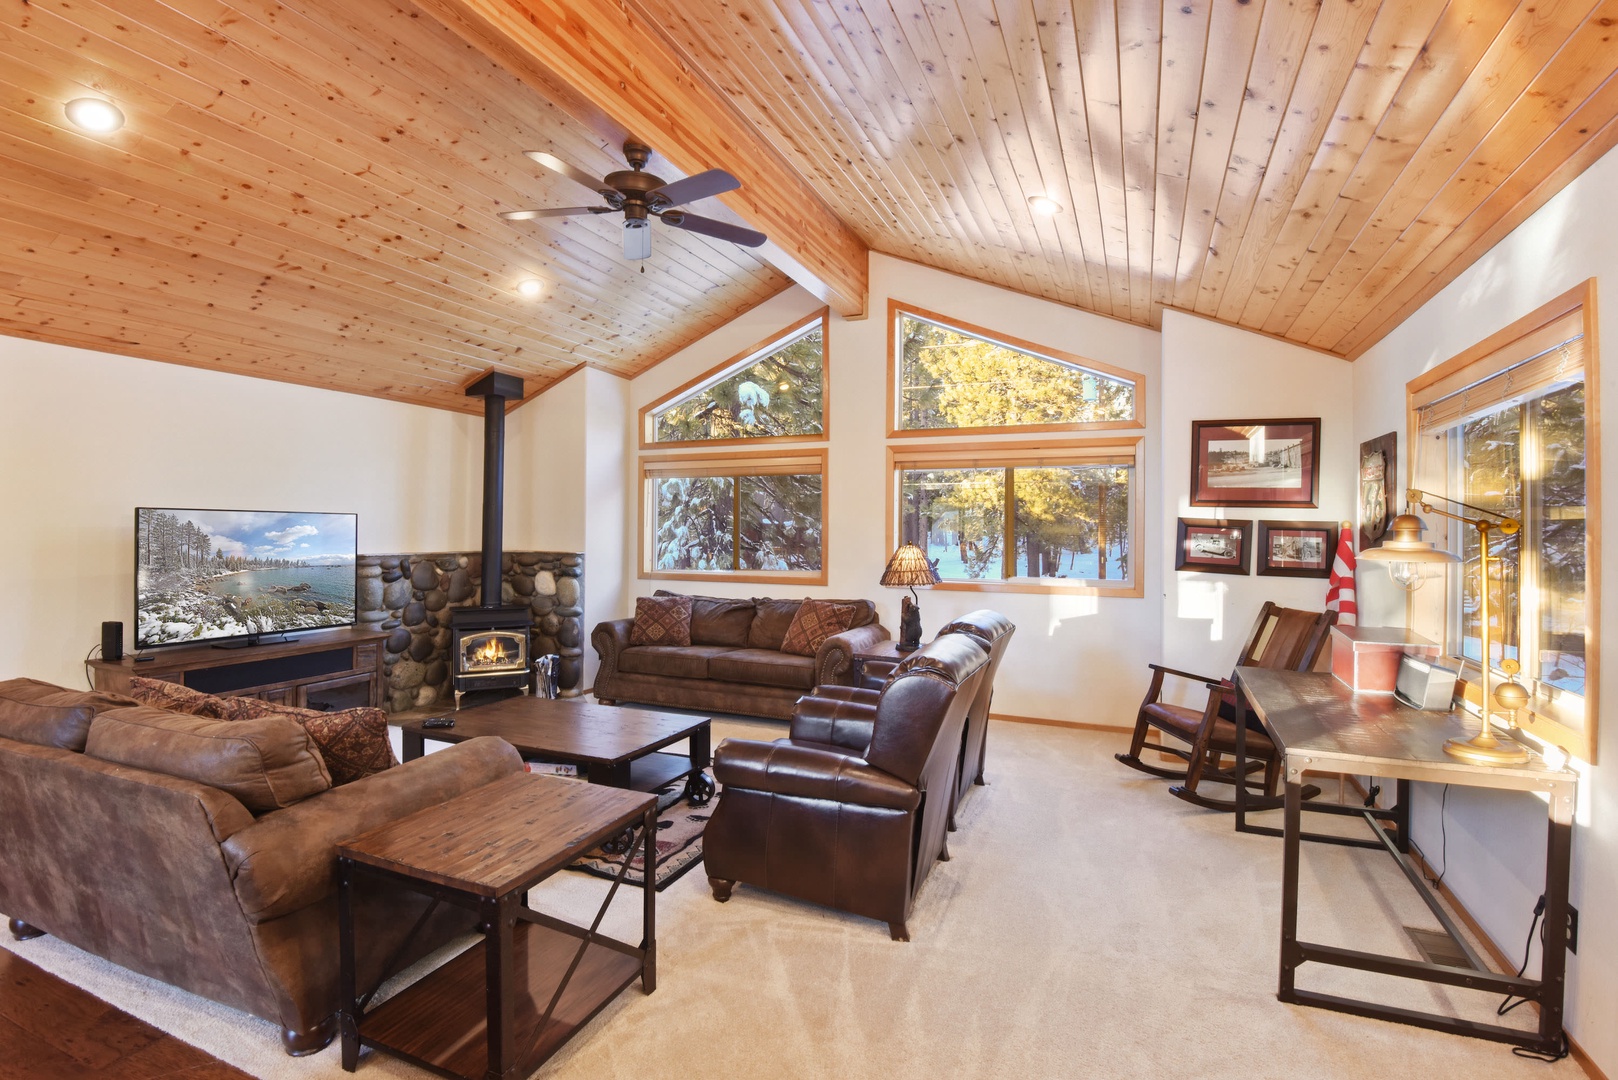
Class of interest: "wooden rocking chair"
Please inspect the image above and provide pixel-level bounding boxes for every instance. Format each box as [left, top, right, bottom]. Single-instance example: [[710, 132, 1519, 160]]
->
[[1115, 602, 1337, 811]]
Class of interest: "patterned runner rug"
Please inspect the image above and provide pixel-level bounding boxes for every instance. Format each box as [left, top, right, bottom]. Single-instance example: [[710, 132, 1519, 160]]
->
[[567, 771, 719, 891]]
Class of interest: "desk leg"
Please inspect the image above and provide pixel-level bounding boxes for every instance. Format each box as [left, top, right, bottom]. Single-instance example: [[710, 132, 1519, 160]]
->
[[1278, 778, 1303, 1004], [485, 894, 515, 1079], [1234, 687, 1252, 832], [1538, 807, 1574, 1051], [338, 860, 359, 1071], [642, 805, 658, 994], [1393, 779, 1411, 854]]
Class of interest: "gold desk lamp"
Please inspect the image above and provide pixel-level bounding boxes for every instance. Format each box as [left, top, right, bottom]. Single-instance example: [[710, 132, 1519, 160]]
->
[[1361, 488, 1529, 766]]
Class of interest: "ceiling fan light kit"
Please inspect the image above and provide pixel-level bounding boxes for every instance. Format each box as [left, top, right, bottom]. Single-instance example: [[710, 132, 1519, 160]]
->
[[503, 140, 768, 261]]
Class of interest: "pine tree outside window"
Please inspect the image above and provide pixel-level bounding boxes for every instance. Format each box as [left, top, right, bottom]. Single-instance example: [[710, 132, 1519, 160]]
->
[[890, 301, 1142, 436], [642, 309, 829, 447]]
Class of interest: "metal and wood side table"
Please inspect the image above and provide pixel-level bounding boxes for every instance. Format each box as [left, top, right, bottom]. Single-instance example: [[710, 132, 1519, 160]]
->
[[1233, 668, 1575, 1055], [336, 773, 657, 1079]]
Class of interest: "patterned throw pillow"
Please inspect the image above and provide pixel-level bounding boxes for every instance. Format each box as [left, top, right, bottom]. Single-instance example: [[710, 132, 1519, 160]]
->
[[629, 594, 694, 646], [128, 676, 230, 719], [210, 696, 398, 787], [780, 599, 860, 657]]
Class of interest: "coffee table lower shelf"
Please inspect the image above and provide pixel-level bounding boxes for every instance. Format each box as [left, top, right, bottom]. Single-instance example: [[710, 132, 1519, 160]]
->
[[357, 916, 643, 1080]]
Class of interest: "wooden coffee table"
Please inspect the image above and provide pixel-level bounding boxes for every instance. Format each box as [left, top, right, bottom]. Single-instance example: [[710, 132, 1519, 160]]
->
[[395, 698, 714, 803], [337, 773, 657, 1079]]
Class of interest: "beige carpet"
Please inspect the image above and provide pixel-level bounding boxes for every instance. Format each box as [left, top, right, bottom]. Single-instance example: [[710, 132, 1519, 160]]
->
[[0, 719, 1585, 1079]]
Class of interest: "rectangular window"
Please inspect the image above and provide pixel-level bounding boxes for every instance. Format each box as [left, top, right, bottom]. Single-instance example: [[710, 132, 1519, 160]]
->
[[890, 440, 1141, 596], [640, 450, 827, 585], [1408, 281, 1598, 762]]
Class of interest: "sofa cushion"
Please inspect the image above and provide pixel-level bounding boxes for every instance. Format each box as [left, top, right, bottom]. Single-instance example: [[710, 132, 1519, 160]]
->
[[781, 599, 861, 657], [209, 696, 398, 786], [630, 594, 693, 646], [658, 591, 755, 648], [85, 706, 332, 813], [128, 675, 231, 718], [0, 678, 138, 751], [618, 645, 740, 681], [707, 648, 816, 691], [747, 597, 803, 650]]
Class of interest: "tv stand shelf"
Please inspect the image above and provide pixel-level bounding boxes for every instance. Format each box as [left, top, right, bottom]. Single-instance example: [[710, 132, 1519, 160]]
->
[[90, 627, 387, 711]]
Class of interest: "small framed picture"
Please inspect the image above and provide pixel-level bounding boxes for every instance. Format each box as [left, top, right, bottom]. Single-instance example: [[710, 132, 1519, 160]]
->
[[1256, 520, 1337, 578], [1175, 518, 1251, 575], [1190, 418, 1321, 508]]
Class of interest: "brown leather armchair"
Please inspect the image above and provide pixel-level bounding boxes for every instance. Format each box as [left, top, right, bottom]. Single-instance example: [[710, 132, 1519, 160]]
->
[[703, 634, 989, 941]]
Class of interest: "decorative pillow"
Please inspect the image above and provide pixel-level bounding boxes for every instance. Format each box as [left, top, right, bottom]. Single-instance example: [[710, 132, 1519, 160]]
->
[[629, 594, 694, 647], [0, 678, 138, 751], [85, 706, 331, 813], [210, 695, 397, 786], [780, 599, 860, 657], [128, 676, 230, 719]]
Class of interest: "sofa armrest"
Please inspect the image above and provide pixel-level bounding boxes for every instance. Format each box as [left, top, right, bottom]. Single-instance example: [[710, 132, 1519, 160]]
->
[[591, 619, 635, 682], [815, 621, 892, 687], [221, 736, 523, 923], [713, 738, 919, 812]]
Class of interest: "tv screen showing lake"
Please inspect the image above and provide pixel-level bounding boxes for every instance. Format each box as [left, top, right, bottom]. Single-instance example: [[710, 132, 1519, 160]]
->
[[135, 508, 358, 647]]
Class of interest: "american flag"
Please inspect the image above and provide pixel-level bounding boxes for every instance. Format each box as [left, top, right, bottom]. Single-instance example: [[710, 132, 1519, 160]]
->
[[1325, 528, 1357, 625]]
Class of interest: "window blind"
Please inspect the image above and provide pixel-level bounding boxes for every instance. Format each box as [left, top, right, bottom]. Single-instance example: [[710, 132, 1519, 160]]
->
[[1414, 311, 1585, 433]]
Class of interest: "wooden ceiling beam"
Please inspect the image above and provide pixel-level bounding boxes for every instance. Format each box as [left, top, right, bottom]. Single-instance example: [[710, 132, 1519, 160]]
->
[[411, 0, 869, 318]]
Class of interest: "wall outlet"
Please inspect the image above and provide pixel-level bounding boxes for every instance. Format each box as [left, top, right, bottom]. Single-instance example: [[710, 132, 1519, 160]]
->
[[1568, 906, 1579, 954]]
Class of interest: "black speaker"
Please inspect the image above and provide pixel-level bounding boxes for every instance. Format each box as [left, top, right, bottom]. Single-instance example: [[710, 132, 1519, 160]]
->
[[101, 620, 124, 662]]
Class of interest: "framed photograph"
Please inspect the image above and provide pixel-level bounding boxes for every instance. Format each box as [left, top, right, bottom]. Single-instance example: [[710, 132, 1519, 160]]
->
[[1358, 431, 1398, 551], [1175, 518, 1251, 575], [1256, 520, 1337, 578], [1190, 418, 1321, 508]]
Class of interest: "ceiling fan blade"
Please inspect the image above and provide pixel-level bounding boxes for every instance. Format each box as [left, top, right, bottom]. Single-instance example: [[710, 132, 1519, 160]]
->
[[624, 223, 652, 260], [523, 151, 612, 195], [499, 206, 609, 221], [659, 211, 767, 248], [648, 169, 740, 208]]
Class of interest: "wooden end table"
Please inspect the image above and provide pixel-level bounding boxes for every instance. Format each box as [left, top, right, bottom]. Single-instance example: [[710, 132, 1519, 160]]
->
[[394, 698, 714, 804], [337, 773, 657, 1079]]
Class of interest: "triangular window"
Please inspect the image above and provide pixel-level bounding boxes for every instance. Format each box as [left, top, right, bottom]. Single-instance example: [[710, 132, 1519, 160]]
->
[[646, 311, 827, 445], [895, 306, 1140, 433]]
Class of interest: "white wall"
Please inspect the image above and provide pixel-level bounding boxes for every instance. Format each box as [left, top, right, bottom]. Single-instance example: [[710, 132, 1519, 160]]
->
[[1351, 142, 1618, 1074], [1158, 312, 1356, 685], [0, 336, 481, 689], [620, 253, 1164, 724]]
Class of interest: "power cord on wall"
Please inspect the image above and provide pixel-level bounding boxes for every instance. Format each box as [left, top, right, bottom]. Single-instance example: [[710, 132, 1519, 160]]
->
[[1406, 784, 1451, 890], [1498, 894, 1571, 1063], [83, 643, 102, 690]]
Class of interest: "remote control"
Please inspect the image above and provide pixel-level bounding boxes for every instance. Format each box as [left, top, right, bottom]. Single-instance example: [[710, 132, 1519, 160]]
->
[[421, 716, 456, 729]]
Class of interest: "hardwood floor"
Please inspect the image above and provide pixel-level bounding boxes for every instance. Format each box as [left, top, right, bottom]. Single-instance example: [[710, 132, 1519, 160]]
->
[[0, 949, 252, 1079]]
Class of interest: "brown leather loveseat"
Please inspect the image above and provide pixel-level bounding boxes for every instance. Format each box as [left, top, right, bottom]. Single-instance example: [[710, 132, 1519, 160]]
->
[[702, 633, 989, 939], [0, 677, 523, 1055], [592, 591, 890, 720]]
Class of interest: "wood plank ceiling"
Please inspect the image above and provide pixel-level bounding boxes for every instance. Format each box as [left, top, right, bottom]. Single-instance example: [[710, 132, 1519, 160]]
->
[[0, 0, 791, 412], [2, 0, 1616, 412]]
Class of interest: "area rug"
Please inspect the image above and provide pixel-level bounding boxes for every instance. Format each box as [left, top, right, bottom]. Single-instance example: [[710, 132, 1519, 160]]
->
[[568, 771, 720, 891]]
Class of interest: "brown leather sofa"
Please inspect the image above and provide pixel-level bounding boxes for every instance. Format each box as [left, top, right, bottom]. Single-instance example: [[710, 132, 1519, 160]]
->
[[805, 610, 1015, 828], [0, 677, 523, 1055], [702, 633, 989, 939], [592, 591, 890, 720]]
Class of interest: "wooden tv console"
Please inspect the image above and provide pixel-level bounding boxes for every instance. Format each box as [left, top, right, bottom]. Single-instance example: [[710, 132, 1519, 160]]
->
[[90, 627, 387, 712]]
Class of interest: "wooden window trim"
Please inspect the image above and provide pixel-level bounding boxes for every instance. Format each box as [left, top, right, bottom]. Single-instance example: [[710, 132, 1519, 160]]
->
[[639, 447, 829, 587], [886, 437, 1145, 598], [639, 308, 830, 450], [887, 298, 1146, 439], [1404, 278, 1600, 763]]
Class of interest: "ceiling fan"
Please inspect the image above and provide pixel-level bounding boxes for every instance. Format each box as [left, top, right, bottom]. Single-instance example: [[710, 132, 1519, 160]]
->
[[500, 140, 767, 260]]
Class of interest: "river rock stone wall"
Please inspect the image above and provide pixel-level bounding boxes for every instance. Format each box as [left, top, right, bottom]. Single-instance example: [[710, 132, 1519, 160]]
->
[[356, 551, 584, 711]]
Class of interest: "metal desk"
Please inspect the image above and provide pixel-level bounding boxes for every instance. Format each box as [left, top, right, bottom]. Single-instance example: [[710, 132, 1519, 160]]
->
[[1233, 669, 1575, 1054]]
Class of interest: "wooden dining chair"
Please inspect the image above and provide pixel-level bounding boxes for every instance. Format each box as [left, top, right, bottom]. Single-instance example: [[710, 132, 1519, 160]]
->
[[1115, 601, 1337, 811]]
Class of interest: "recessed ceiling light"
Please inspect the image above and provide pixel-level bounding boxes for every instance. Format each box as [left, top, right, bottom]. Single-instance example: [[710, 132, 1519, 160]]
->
[[516, 278, 544, 299], [64, 98, 125, 134], [1028, 194, 1063, 217]]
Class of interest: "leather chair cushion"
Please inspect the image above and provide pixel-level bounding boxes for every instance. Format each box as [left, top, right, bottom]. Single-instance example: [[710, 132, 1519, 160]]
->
[[85, 706, 332, 813], [707, 649, 816, 690], [618, 645, 740, 680], [657, 591, 756, 648], [1141, 701, 1205, 738], [0, 678, 138, 751], [713, 738, 920, 811]]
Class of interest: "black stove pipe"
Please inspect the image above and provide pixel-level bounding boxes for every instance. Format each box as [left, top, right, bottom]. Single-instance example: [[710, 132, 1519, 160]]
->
[[464, 370, 524, 608]]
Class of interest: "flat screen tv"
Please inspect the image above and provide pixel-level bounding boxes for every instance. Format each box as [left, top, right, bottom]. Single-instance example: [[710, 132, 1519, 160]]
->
[[135, 508, 358, 649]]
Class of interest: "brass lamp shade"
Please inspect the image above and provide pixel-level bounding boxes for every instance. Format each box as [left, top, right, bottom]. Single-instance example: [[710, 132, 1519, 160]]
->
[[880, 543, 939, 652], [1358, 513, 1461, 565]]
